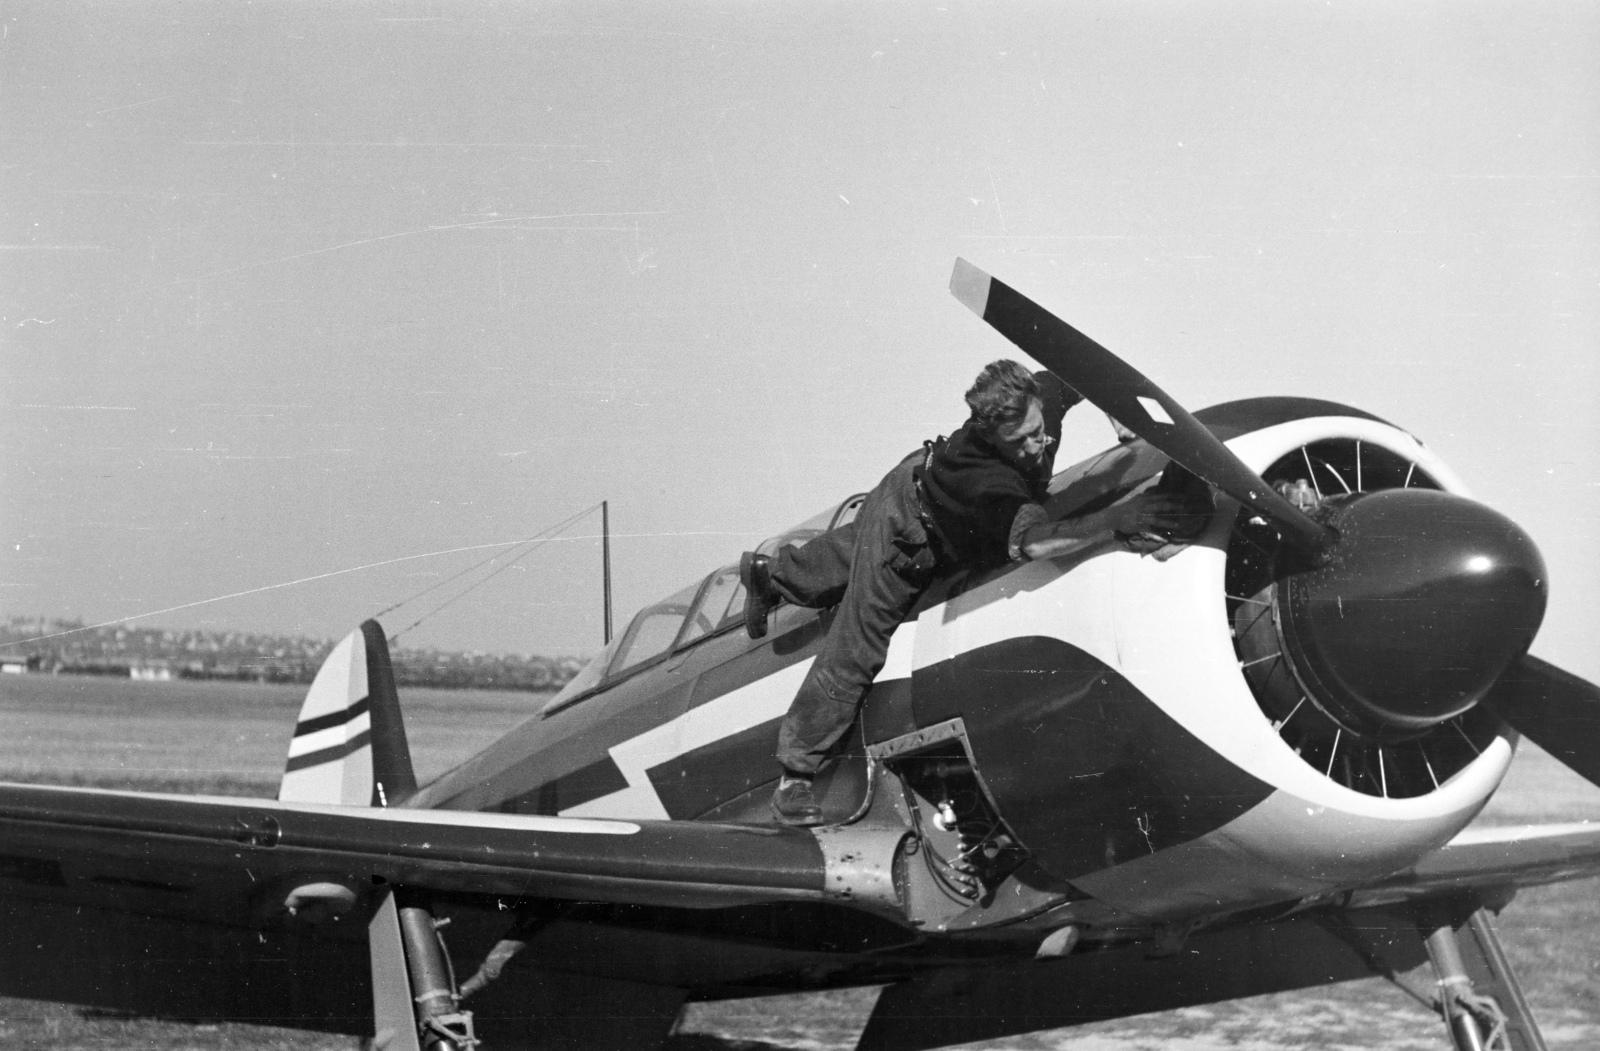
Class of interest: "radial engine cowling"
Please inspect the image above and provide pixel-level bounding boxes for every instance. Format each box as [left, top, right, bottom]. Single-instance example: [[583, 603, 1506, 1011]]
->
[[1271, 488, 1547, 739]]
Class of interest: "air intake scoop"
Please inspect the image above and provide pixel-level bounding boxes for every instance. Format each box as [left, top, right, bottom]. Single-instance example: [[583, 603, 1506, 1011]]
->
[[1279, 489, 1547, 737]]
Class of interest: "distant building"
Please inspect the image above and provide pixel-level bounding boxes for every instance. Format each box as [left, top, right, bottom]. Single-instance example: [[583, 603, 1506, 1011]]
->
[[1, 655, 40, 674], [129, 663, 174, 682]]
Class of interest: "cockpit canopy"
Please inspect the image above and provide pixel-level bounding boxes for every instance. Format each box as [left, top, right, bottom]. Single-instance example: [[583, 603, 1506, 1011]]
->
[[541, 492, 867, 716]]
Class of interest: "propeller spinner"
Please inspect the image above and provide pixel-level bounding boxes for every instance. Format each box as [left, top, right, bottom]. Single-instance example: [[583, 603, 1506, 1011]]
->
[[1275, 488, 1546, 737]]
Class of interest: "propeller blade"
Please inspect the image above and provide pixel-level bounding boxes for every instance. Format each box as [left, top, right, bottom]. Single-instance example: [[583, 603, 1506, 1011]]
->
[[949, 258, 1335, 554], [1484, 655, 1600, 787]]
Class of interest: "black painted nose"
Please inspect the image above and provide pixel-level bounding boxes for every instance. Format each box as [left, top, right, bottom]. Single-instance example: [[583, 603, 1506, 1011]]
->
[[1278, 488, 1547, 737]]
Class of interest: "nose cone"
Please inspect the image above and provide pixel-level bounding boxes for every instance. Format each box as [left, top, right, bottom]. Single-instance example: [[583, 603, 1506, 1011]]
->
[[1280, 488, 1546, 736]]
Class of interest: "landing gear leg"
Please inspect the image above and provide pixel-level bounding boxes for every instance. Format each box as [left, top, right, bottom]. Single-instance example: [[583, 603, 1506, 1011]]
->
[[1425, 921, 1494, 1051], [368, 886, 478, 1051], [1420, 906, 1547, 1051]]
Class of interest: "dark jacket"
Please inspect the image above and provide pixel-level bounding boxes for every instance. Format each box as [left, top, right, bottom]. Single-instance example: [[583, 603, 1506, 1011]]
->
[[914, 372, 1079, 569]]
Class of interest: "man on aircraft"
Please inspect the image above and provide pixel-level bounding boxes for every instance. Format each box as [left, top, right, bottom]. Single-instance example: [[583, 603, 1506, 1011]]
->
[[741, 360, 1207, 826]]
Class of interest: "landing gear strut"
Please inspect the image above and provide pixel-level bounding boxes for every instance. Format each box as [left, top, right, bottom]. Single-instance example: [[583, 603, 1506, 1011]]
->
[[368, 886, 478, 1051], [1420, 907, 1547, 1051]]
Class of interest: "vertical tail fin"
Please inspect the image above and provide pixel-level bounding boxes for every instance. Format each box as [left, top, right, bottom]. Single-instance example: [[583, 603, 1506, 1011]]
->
[[279, 620, 418, 807]]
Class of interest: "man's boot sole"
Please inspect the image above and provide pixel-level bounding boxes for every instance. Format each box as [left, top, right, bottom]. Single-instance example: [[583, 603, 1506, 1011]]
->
[[770, 800, 824, 827]]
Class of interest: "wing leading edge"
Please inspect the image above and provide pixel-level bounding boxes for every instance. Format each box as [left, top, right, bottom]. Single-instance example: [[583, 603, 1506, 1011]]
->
[[1350, 821, 1600, 908], [0, 781, 828, 922], [0, 780, 829, 1041]]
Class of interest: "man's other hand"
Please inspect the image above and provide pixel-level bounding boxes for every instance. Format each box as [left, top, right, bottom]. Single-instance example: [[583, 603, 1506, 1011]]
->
[[1115, 491, 1213, 541]]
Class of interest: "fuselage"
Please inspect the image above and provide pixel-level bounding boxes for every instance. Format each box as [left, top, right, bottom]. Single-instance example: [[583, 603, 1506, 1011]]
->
[[409, 397, 1523, 931]]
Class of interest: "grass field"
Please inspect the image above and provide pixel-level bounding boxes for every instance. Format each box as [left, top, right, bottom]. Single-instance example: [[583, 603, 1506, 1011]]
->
[[2, 674, 1598, 1050]]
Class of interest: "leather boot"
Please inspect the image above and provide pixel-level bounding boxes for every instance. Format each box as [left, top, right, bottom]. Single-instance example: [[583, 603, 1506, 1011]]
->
[[740, 551, 780, 640], [770, 774, 823, 827]]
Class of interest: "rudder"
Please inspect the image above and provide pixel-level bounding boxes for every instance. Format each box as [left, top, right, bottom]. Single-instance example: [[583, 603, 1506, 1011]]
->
[[279, 620, 417, 807]]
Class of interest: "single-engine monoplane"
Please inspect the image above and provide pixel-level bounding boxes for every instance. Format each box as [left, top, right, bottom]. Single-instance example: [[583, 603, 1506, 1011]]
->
[[4, 260, 1598, 1051]]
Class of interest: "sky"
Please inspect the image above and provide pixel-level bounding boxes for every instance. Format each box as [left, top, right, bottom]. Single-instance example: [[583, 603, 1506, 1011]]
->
[[2, 1, 1596, 680]]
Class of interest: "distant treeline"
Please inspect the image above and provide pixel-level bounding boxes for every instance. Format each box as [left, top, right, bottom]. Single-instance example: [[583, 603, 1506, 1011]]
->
[[0, 618, 584, 693]]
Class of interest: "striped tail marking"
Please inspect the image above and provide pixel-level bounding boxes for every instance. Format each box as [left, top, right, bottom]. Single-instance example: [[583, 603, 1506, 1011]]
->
[[279, 623, 399, 805]]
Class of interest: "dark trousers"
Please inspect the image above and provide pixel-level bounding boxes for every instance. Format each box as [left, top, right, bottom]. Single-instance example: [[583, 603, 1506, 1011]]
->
[[774, 453, 937, 776]]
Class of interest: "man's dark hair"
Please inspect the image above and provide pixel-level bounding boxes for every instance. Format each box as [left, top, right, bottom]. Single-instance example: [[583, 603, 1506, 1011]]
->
[[965, 359, 1040, 431]]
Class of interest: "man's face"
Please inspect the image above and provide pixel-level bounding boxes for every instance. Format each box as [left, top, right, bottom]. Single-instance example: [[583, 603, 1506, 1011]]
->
[[991, 397, 1049, 468]]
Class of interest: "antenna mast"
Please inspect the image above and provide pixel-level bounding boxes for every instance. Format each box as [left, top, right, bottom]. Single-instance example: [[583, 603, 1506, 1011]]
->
[[601, 500, 613, 645]]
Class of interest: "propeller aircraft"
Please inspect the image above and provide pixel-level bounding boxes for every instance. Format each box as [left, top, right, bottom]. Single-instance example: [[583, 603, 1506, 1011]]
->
[[3, 259, 1598, 1051]]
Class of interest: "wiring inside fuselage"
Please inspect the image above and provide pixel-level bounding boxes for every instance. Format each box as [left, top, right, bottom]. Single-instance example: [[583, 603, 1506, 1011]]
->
[[889, 744, 1025, 906]]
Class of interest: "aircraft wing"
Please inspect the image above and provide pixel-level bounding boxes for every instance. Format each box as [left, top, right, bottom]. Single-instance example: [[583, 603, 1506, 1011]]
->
[[1350, 821, 1600, 907], [0, 780, 829, 924], [855, 824, 1600, 1051]]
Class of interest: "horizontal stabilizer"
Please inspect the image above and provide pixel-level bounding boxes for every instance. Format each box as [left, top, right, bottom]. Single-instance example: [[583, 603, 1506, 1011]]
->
[[279, 620, 417, 807]]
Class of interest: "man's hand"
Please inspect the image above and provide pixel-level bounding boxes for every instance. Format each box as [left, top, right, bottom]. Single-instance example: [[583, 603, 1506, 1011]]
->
[[1016, 479, 1213, 563], [1113, 492, 1207, 538]]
